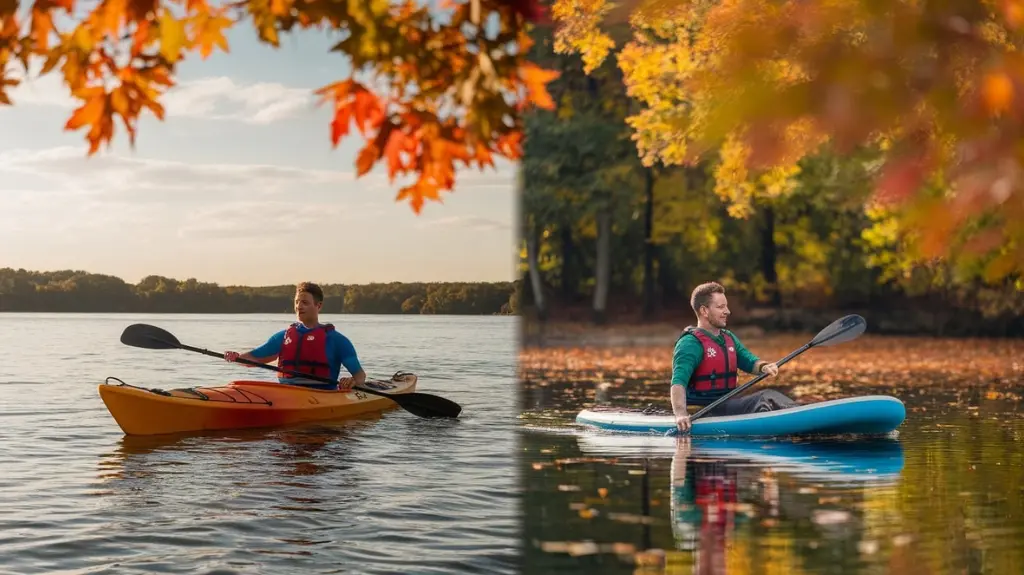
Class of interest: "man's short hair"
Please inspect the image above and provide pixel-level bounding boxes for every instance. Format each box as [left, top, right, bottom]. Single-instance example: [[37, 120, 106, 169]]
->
[[690, 281, 725, 315], [296, 281, 324, 304]]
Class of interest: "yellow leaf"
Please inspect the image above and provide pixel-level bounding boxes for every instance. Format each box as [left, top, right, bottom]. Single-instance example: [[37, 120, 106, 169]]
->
[[70, 25, 94, 52], [159, 10, 186, 63]]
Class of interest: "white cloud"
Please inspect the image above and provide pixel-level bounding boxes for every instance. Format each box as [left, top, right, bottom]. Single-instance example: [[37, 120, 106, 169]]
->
[[6, 71, 315, 124], [0, 146, 393, 243], [178, 201, 385, 240], [0, 146, 359, 200], [162, 77, 316, 124]]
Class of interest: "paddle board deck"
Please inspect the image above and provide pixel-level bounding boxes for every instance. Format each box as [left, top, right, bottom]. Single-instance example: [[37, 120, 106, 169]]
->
[[575, 395, 906, 437]]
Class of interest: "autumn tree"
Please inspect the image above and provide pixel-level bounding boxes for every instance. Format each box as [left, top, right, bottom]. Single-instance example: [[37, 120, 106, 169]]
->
[[521, 20, 647, 323], [0, 0, 558, 213], [550, 0, 1024, 285]]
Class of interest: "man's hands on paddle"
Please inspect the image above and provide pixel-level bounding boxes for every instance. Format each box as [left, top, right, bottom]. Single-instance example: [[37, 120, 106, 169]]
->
[[224, 351, 240, 362], [676, 414, 691, 434], [760, 362, 779, 377]]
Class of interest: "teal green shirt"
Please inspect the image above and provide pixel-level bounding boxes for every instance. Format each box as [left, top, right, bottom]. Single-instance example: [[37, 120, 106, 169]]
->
[[671, 327, 760, 387]]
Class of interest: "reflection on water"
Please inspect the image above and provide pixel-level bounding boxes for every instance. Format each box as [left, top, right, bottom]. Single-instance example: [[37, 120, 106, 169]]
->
[[520, 380, 1024, 575]]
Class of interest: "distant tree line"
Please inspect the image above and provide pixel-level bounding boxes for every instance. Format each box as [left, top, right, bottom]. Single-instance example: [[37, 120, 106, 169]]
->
[[0, 268, 521, 315]]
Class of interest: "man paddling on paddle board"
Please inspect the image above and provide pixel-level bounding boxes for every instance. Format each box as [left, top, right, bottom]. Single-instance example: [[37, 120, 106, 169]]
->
[[671, 281, 798, 433], [222, 282, 366, 392]]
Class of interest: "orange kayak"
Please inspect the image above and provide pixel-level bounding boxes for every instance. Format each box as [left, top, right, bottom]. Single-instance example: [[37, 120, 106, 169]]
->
[[98, 372, 418, 436]]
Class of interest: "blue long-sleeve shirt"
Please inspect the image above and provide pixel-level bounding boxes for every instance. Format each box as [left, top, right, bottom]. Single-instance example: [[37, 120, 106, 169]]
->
[[250, 323, 362, 385]]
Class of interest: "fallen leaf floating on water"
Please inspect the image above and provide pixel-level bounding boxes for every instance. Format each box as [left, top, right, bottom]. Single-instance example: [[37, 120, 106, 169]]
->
[[568, 541, 600, 556], [634, 549, 667, 568], [607, 512, 657, 524], [812, 509, 853, 525], [520, 334, 1024, 392], [598, 487, 608, 498], [893, 534, 914, 547], [538, 540, 638, 557], [558, 484, 581, 492], [858, 540, 880, 555]]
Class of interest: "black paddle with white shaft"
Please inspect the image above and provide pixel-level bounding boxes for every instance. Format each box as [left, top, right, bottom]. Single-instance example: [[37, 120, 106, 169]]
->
[[119, 323, 462, 419], [688, 314, 867, 423]]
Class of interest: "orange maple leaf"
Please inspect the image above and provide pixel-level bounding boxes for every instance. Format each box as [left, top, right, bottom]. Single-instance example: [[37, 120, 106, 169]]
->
[[962, 229, 1005, 256], [873, 153, 930, 206], [65, 89, 106, 131], [355, 143, 378, 177], [519, 62, 559, 110], [351, 88, 385, 135], [474, 142, 494, 170], [982, 71, 1015, 116], [329, 105, 352, 145], [495, 131, 523, 159], [30, 6, 55, 51], [383, 126, 412, 180], [1003, 0, 1024, 28], [192, 9, 232, 59], [396, 177, 445, 215]]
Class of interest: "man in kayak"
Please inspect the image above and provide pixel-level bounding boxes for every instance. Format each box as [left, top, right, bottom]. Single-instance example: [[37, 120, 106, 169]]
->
[[222, 281, 366, 391], [672, 281, 798, 433]]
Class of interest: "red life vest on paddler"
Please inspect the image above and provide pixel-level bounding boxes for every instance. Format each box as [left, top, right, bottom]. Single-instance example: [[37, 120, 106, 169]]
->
[[679, 326, 739, 404], [277, 322, 334, 380]]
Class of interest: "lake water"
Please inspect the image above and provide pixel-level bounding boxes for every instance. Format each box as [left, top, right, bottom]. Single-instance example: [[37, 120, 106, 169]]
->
[[0, 313, 520, 575], [518, 337, 1024, 575]]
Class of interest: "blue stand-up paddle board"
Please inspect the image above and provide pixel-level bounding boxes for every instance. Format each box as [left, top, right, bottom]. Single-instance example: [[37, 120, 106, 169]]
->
[[575, 395, 906, 437]]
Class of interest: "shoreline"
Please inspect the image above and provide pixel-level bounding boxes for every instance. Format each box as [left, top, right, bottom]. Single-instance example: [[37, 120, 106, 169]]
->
[[519, 305, 1024, 345], [518, 333, 1024, 393]]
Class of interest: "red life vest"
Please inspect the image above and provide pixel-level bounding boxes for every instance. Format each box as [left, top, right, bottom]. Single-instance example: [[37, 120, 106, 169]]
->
[[278, 323, 335, 380], [680, 326, 739, 404]]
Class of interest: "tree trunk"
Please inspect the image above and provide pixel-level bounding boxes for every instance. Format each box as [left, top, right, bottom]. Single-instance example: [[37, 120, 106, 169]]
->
[[642, 166, 656, 319], [592, 209, 612, 324], [761, 204, 781, 306], [526, 224, 547, 321], [658, 245, 678, 303], [560, 223, 577, 302]]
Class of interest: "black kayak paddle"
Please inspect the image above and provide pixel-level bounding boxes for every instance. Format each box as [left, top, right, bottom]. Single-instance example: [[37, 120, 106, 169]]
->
[[119, 323, 462, 419], [686, 314, 867, 424]]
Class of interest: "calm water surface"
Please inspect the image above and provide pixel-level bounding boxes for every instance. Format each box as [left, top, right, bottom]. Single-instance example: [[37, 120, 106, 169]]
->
[[519, 357, 1024, 575], [1, 313, 519, 575]]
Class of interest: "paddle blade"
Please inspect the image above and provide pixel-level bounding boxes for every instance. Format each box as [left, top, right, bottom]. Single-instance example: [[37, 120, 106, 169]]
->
[[810, 314, 866, 347], [120, 323, 182, 350], [389, 391, 462, 419]]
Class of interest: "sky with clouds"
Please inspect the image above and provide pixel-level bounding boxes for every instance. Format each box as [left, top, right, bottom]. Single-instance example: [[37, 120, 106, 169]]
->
[[0, 25, 519, 287]]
